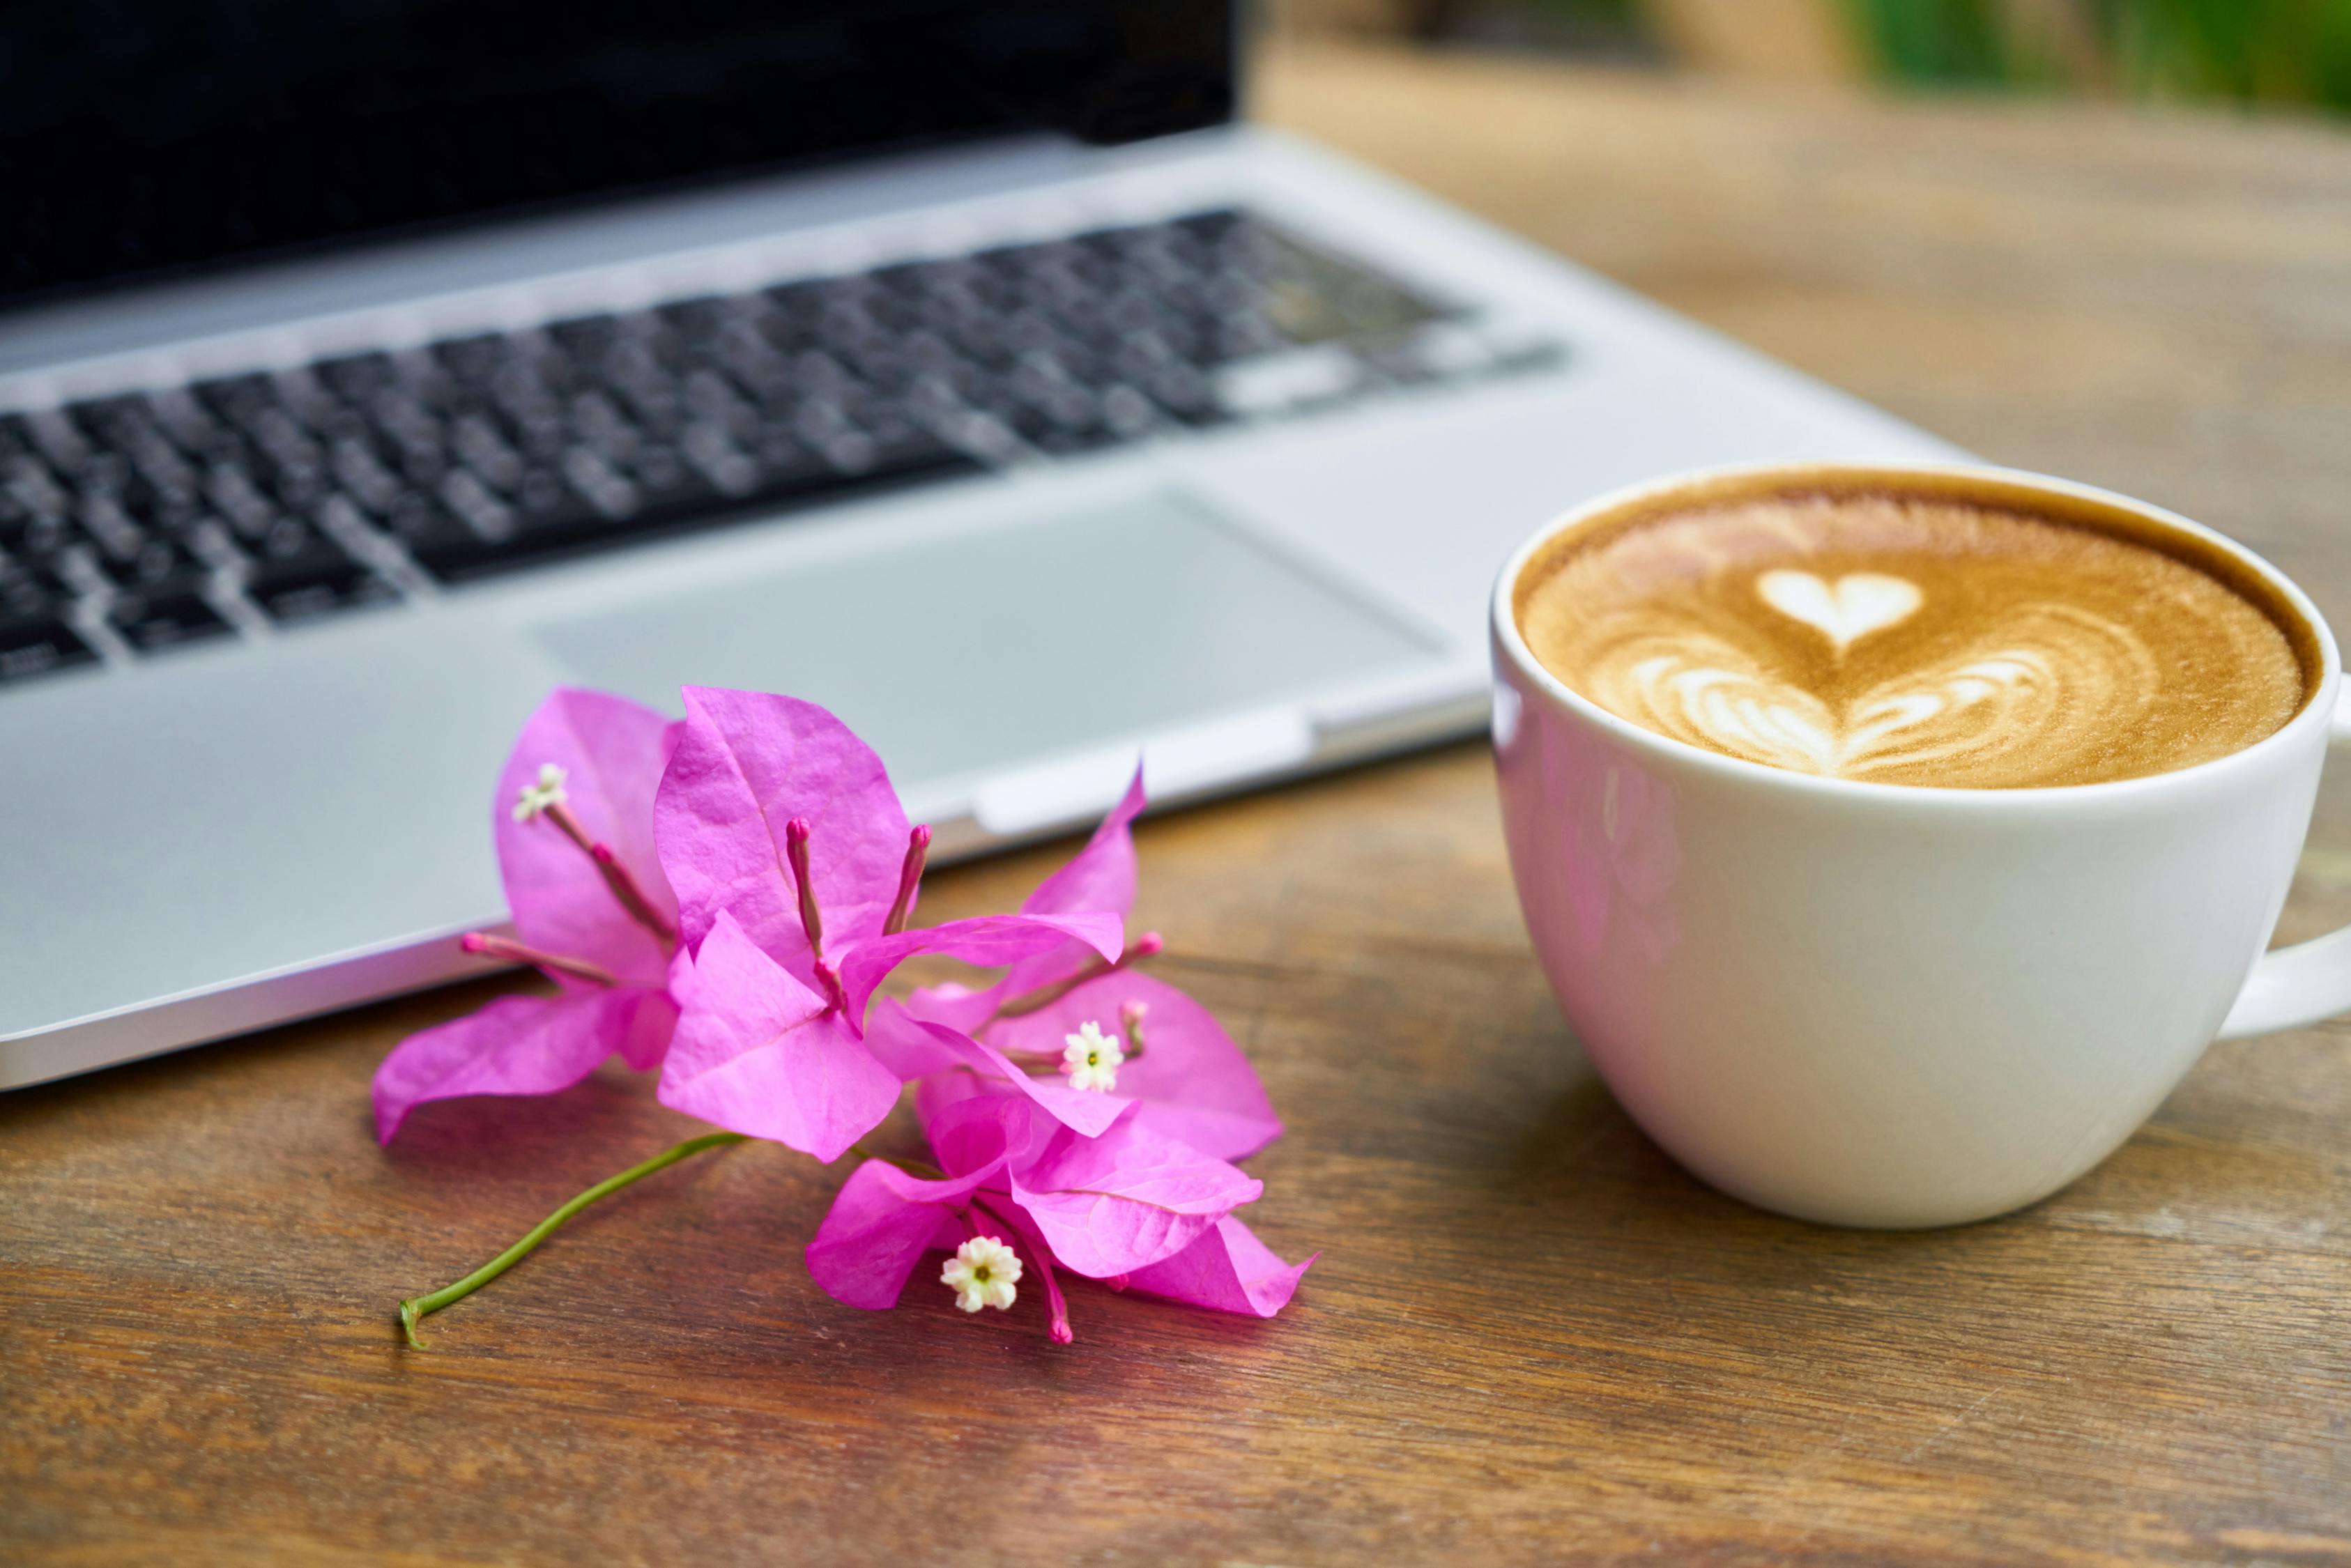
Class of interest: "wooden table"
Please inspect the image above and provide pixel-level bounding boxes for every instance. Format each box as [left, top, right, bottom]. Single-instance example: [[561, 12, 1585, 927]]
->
[[8, 43, 2351, 1565]]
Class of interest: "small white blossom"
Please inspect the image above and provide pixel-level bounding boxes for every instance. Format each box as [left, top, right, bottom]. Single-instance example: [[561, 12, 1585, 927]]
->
[[512, 762, 569, 822], [1060, 1020, 1125, 1093], [941, 1235, 1023, 1313]]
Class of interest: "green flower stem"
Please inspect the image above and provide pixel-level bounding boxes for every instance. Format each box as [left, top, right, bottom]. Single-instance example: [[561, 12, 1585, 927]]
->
[[848, 1138, 942, 1180], [397, 1130, 748, 1348]]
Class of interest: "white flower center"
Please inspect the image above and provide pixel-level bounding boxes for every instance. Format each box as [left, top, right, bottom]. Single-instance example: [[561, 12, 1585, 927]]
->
[[512, 762, 570, 822], [941, 1235, 1023, 1313], [1059, 1020, 1126, 1093]]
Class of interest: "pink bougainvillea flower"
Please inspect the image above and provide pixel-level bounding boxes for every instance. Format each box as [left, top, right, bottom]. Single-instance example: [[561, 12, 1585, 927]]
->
[[805, 1093, 1308, 1341], [379, 685, 1315, 1358], [881, 769, 1282, 1162], [651, 688, 1122, 1159], [373, 687, 684, 1143]]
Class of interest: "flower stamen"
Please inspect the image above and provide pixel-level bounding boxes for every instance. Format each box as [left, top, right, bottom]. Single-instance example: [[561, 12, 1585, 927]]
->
[[881, 824, 931, 937], [514, 763, 676, 949], [461, 931, 620, 988], [584, 840, 677, 948], [813, 957, 848, 1016], [990, 930, 1163, 1022], [784, 817, 824, 956]]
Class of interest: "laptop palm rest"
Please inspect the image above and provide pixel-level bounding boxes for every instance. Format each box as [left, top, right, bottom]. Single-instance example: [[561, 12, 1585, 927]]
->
[[535, 489, 1447, 790]]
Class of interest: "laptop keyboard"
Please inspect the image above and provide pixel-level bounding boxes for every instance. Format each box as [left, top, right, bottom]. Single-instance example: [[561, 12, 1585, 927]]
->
[[0, 208, 1562, 686]]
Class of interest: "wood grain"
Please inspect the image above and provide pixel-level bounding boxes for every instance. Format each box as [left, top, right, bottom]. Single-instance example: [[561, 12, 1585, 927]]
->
[[6, 43, 2351, 1566]]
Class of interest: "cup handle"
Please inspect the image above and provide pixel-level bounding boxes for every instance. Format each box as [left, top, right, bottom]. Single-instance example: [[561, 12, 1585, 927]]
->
[[2219, 687, 2351, 1039]]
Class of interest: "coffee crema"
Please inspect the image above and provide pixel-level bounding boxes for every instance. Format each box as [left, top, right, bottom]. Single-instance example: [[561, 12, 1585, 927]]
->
[[1516, 491, 2307, 789]]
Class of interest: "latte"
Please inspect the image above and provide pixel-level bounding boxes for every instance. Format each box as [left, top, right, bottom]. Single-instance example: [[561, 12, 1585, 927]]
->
[[1515, 489, 2308, 788]]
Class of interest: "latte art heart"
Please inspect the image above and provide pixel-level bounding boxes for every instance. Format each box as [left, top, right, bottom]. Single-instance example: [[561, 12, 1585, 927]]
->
[[1515, 493, 2306, 789], [1609, 608, 2154, 783], [1755, 569, 1920, 652]]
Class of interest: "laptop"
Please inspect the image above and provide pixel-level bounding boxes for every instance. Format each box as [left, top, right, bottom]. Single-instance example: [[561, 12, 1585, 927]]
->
[[0, 2, 1961, 1090]]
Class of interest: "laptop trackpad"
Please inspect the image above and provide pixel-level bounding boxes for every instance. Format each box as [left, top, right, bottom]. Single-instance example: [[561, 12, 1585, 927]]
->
[[535, 489, 1446, 787]]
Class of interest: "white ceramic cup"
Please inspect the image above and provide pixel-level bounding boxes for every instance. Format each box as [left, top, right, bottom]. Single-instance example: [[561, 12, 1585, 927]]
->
[[1491, 461, 2351, 1228]]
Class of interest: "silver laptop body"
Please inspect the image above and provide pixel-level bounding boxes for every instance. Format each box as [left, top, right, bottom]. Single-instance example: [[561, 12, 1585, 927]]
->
[[0, 8, 1960, 1089]]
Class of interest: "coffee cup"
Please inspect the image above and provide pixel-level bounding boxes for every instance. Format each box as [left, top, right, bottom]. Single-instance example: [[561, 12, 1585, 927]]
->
[[1490, 461, 2350, 1227]]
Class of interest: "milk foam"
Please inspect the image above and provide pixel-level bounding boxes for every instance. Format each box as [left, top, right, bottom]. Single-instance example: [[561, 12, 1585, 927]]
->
[[1517, 494, 2304, 789]]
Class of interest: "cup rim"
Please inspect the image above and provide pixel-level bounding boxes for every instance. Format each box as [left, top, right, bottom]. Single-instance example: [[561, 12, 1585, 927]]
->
[[1490, 459, 2344, 807]]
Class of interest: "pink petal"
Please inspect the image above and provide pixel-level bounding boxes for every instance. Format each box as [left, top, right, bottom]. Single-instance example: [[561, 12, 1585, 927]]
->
[[831, 910, 1122, 1029], [897, 980, 1000, 1036], [656, 910, 901, 1161], [909, 1064, 1000, 1143], [988, 766, 1151, 1005], [924, 1093, 1059, 1178], [496, 687, 680, 989], [654, 687, 909, 987], [1007, 1115, 1262, 1279], [1121, 1215, 1317, 1319], [1022, 764, 1147, 919], [372, 987, 662, 1143], [860, 996, 974, 1080], [866, 1001, 1129, 1139], [958, 970, 1282, 1161], [806, 1154, 1005, 1309], [613, 989, 680, 1072]]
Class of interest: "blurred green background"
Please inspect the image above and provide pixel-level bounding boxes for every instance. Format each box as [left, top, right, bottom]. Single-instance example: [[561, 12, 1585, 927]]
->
[[1282, 0, 2351, 112]]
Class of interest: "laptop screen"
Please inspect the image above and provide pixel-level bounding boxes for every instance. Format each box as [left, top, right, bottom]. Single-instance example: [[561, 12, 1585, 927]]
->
[[0, 1, 1235, 312]]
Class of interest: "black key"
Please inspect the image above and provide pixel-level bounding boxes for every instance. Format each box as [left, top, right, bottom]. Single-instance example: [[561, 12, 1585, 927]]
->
[[149, 389, 232, 457], [626, 443, 721, 524], [192, 374, 279, 431], [744, 425, 845, 491], [451, 413, 524, 493], [0, 555, 66, 618], [1133, 361, 1223, 426], [204, 457, 280, 541], [409, 424, 979, 583], [546, 314, 625, 360], [434, 333, 510, 385], [567, 390, 641, 463], [657, 295, 740, 341], [243, 548, 397, 624], [74, 490, 148, 563], [0, 613, 98, 683], [67, 394, 153, 443], [378, 496, 501, 575], [680, 422, 762, 497], [1, 510, 73, 562], [317, 352, 396, 404], [3, 456, 71, 535], [24, 410, 94, 477], [100, 532, 206, 593], [405, 486, 611, 581], [273, 368, 351, 433], [252, 512, 329, 564], [107, 583, 233, 653], [512, 466, 602, 531], [328, 434, 404, 515]]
